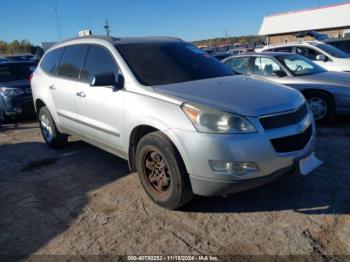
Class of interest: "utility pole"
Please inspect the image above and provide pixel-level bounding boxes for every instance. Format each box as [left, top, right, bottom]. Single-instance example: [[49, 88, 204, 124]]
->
[[104, 18, 111, 36], [54, 5, 63, 40]]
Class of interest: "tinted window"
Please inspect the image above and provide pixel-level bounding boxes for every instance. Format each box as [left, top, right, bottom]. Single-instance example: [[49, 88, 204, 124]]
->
[[57, 45, 88, 79], [116, 42, 233, 86], [0, 63, 37, 82], [328, 41, 350, 54], [295, 47, 320, 61], [253, 57, 282, 76], [81, 45, 119, 82], [273, 47, 293, 53], [224, 57, 250, 74], [276, 54, 327, 76], [315, 43, 349, 58], [41, 48, 64, 74]]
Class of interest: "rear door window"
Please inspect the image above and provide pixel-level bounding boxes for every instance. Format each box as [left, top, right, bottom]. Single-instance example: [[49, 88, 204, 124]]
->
[[40, 48, 64, 74], [295, 47, 321, 61], [81, 45, 119, 83], [56, 45, 88, 79]]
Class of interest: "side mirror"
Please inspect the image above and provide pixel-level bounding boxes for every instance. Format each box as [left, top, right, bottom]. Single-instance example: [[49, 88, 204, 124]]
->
[[272, 70, 287, 77], [316, 54, 327, 61], [90, 72, 124, 91]]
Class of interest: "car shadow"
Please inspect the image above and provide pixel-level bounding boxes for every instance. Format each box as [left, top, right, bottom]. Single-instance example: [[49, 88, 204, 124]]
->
[[0, 140, 130, 256], [183, 170, 350, 215]]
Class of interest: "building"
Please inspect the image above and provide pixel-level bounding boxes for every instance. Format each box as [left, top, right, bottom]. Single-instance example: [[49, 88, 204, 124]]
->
[[259, 2, 350, 44]]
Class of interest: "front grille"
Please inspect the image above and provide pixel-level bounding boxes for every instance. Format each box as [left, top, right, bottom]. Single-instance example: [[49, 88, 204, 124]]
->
[[271, 125, 312, 153], [260, 104, 308, 130]]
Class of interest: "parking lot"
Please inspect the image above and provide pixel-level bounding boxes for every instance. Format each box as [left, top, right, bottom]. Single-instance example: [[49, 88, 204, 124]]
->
[[0, 117, 349, 257]]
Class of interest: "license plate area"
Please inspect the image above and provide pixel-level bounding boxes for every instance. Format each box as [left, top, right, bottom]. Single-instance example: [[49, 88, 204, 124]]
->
[[299, 152, 323, 176]]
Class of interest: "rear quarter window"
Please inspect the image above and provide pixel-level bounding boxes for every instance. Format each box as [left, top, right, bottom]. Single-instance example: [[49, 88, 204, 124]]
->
[[40, 48, 64, 74]]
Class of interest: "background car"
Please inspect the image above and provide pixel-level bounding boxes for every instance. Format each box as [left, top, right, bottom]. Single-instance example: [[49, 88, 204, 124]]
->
[[5, 55, 38, 62], [223, 52, 350, 123], [325, 38, 350, 55], [0, 57, 9, 63], [212, 52, 231, 61], [259, 41, 350, 72], [0, 61, 37, 124]]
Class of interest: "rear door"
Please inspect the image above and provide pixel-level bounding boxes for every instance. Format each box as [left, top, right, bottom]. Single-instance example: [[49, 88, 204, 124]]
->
[[74, 44, 124, 150], [49, 44, 88, 131]]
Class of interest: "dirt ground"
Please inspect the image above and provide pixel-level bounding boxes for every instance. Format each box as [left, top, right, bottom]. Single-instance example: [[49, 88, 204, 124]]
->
[[0, 117, 350, 258]]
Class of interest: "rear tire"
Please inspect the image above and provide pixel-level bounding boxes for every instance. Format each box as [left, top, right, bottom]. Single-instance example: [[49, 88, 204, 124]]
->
[[136, 131, 193, 210], [38, 106, 68, 148], [305, 91, 335, 124]]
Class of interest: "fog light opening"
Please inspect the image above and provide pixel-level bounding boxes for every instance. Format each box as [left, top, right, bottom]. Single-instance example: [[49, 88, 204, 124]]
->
[[210, 160, 259, 176]]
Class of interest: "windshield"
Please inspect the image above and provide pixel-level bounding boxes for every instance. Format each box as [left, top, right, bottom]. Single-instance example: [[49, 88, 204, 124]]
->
[[0, 63, 36, 82], [116, 42, 233, 86], [277, 54, 327, 76], [316, 43, 349, 58]]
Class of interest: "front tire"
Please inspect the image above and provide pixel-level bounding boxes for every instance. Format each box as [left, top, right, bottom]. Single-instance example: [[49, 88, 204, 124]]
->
[[136, 131, 193, 209], [39, 106, 68, 148], [305, 91, 335, 124]]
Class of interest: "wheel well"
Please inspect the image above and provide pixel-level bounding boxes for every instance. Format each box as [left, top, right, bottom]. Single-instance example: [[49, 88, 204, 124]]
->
[[128, 125, 160, 172], [35, 99, 46, 115], [302, 89, 335, 103]]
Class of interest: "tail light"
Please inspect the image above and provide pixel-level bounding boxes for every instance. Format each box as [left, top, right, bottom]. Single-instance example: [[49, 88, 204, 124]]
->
[[29, 74, 33, 81]]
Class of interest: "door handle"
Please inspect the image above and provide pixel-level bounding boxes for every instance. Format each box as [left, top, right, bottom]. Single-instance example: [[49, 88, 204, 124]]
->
[[76, 91, 86, 97], [49, 85, 56, 90]]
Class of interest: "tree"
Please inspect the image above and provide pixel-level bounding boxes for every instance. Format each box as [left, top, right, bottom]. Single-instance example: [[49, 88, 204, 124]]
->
[[0, 39, 35, 55]]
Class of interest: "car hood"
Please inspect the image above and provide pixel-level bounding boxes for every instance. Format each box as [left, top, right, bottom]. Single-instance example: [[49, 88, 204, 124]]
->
[[300, 72, 350, 88], [153, 76, 304, 117]]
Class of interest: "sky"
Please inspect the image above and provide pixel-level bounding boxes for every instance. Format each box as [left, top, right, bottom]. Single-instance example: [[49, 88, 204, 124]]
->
[[0, 0, 347, 45]]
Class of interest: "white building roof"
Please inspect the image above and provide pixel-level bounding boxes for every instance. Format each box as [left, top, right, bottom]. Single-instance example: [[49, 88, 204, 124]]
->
[[259, 2, 350, 35]]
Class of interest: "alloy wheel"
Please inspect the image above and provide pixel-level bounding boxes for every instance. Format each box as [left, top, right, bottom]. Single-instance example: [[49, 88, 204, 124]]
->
[[40, 114, 53, 142], [143, 149, 171, 197], [308, 97, 328, 121]]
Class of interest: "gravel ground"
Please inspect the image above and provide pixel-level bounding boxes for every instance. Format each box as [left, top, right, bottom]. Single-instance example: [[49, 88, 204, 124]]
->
[[0, 117, 350, 258]]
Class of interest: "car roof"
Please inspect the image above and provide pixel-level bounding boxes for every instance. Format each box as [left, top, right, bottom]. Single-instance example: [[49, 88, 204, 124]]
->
[[263, 41, 321, 49], [325, 37, 350, 43], [57, 35, 183, 47], [232, 52, 291, 57]]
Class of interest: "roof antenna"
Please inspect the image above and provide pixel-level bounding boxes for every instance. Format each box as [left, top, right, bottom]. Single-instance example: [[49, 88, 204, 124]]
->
[[54, 5, 63, 40], [104, 18, 111, 36]]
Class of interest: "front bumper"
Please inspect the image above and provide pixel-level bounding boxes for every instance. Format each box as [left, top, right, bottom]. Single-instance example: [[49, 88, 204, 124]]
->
[[0, 95, 35, 118], [164, 117, 316, 196]]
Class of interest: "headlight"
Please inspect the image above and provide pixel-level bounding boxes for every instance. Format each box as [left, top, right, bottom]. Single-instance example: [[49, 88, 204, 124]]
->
[[181, 103, 256, 134], [0, 87, 24, 97]]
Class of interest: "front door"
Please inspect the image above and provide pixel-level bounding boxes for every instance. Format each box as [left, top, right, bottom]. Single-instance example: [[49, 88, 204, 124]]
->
[[74, 44, 124, 151]]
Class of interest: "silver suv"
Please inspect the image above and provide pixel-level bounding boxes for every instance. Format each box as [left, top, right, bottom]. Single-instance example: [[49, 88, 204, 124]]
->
[[31, 36, 321, 209]]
